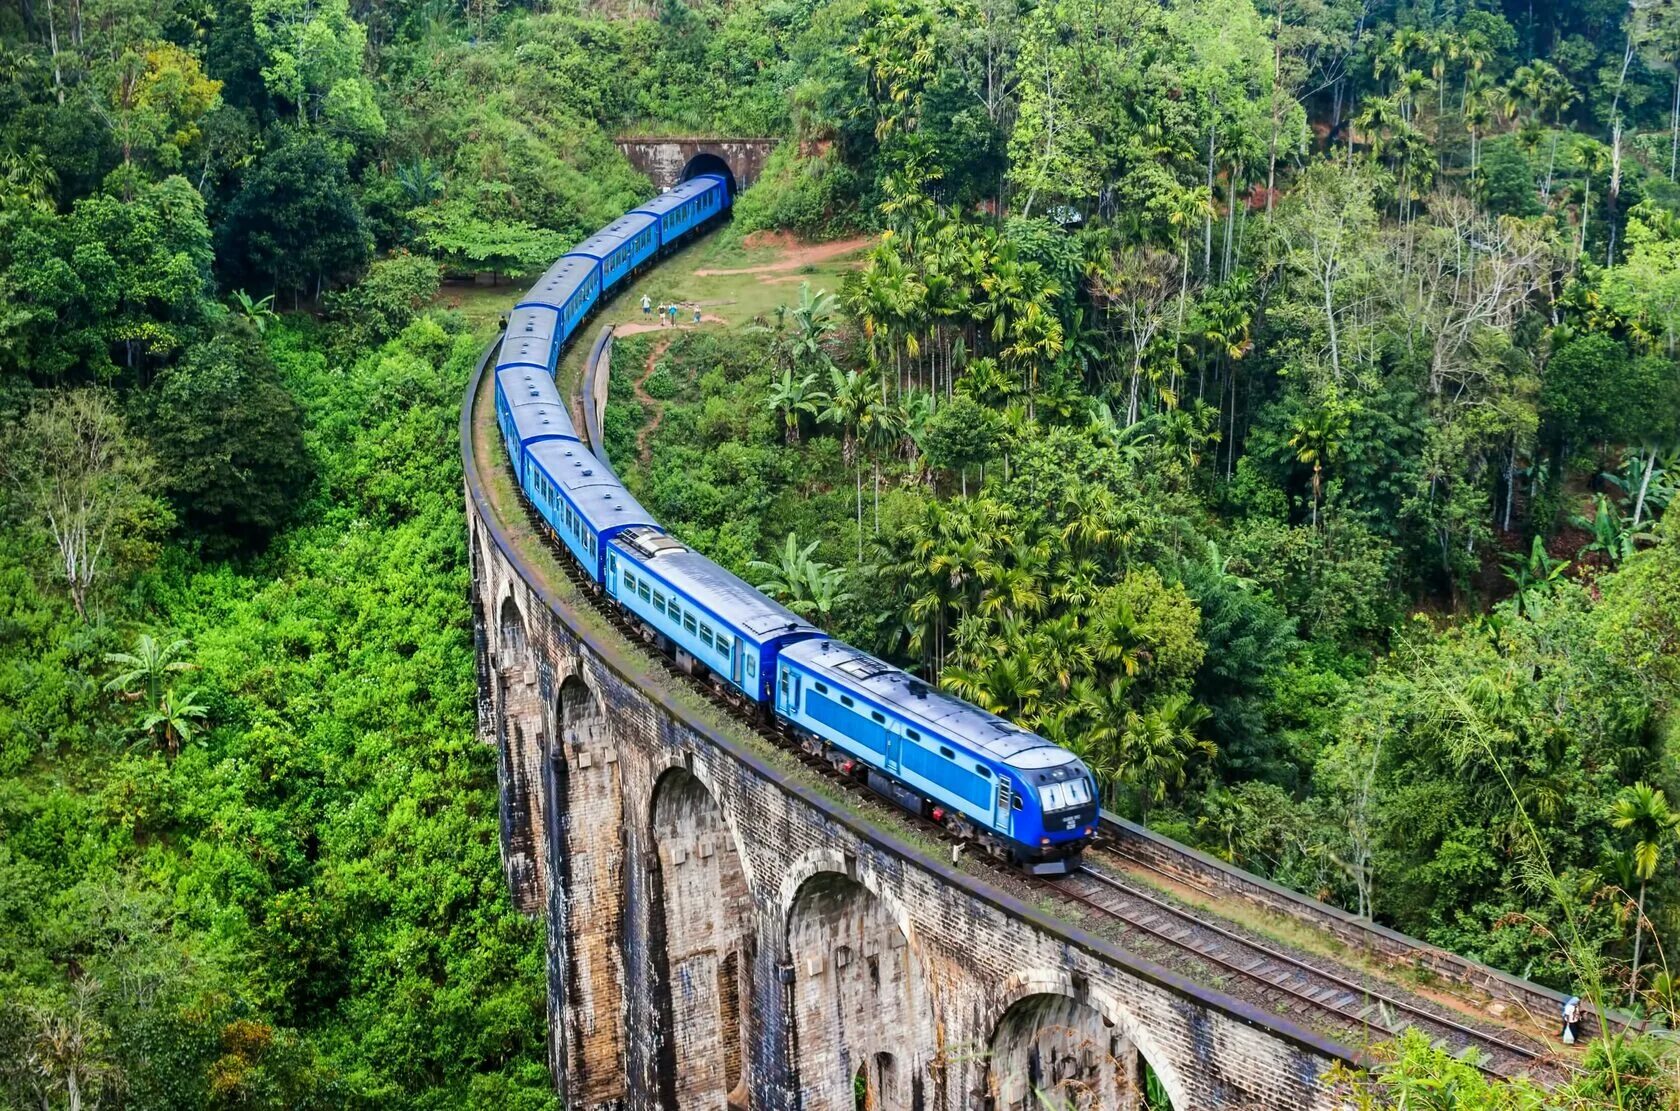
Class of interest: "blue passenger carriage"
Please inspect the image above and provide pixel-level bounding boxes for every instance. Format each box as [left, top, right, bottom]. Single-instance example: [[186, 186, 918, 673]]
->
[[494, 366, 577, 481], [522, 255, 602, 347], [500, 305, 560, 373], [633, 174, 730, 247], [606, 527, 819, 703], [567, 212, 659, 291], [776, 638, 1098, 873], [524, 441, 659, 582]]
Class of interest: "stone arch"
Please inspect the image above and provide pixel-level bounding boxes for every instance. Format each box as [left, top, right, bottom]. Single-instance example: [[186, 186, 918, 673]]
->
[[648, 767, 755, 1108], [981, 973, 1186, 1111], [545, 672, 627, 1105], [785, 871, 936, 1111], [681, 151, 738, 197], [497, 592, 528, 667]]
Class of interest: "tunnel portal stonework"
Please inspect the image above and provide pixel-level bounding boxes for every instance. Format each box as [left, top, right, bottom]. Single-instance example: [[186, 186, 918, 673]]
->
[[465, 363, 1354, 1111], [615, 136, 780, 192]]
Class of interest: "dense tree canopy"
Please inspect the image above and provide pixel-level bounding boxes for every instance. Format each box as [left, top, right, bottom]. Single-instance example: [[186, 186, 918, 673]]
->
[[4, 0, 1680, 1102]]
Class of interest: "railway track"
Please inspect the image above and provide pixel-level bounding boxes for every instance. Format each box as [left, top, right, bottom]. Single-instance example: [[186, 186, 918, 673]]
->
[[495, 332, 1570, 1085], [1043, 860, 1559, 1081]]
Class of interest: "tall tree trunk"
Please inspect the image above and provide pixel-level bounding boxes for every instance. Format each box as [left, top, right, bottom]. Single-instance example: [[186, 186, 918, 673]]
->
[[1204, 119, 1216, 273], [1632, 446, 1658, 526], [1607, 120, 1624, 266], [1670, 66, 1680, 181], [1503, 441, 1517, 532], [45, 0, 64, 103], [1267, 26, 1282, 215], [1630, 879, 1647, 1007], [855, 460, 863, 561]]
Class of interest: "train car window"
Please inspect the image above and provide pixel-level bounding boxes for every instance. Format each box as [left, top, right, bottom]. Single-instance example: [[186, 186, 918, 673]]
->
[[715, 639, 729, 659], [747, 659, 756, 678], [1012, 794, 1024, 810], [779, 671, 788, 694], [976, 765, 992, 778], [906, 729, 920, 741], [939, 746, 954, 759], [638, 582, 651, 602], [623, 571, 636, 592], [700, 626, 714, 648], [683, 613, 697, 634], [839, 695, 853, 707], [870, 711, 885, 724], [653, 590, 665, 609], [814, 682, 828, 694]]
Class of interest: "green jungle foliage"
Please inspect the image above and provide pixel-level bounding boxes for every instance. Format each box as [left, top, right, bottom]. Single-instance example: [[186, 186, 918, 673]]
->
[[5, 0, 1680, 1103]]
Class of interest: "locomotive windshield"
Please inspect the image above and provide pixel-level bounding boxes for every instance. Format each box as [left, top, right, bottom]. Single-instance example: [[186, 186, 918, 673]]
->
[[1038, 776, 1093, 813]]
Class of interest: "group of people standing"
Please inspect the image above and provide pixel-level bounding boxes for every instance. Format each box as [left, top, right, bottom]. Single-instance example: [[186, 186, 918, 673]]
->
[[641, 294, 701, 327]]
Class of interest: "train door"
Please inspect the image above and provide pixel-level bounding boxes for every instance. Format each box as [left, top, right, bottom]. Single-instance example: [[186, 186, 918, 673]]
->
[[994, 778, 1013, 835], [778, 667, 802, 715], [605, 550, 619, 598], [730, 641, 744, 689]]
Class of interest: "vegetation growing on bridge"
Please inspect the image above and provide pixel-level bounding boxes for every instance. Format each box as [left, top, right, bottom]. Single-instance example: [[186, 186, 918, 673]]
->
[[2, 0, 1680, 1103]]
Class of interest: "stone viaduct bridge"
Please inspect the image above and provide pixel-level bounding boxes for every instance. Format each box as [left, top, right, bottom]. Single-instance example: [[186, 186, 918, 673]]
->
[[463, 149, 1575, 1110]]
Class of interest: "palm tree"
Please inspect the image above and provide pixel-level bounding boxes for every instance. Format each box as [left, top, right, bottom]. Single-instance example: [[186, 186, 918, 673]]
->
[[396, 157, 444, 206], [0, 140, 59, 210], [859, 386, 905, 536], [1287, 402, 1348, 529], [1118, 693, 1214, 823], [822, 368, 875, 559], [141, 687, 209, 758], [1572, 140, 1610, 266], [765, 369, 826, 445], [1610, 783, 1680, 1005], [104, 635, 195, 709], [749, 532, 851, 620]]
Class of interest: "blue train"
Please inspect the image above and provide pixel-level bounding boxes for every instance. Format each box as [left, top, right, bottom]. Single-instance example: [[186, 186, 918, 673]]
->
[[493, 171, 1098, 873]]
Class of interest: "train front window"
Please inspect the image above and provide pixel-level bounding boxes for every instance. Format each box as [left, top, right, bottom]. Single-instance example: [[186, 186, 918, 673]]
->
[[1038, 777, 1093, 813]]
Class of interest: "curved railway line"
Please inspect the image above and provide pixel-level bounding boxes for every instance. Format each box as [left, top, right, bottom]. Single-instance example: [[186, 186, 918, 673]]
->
[[479, 232, 1576, 1086]]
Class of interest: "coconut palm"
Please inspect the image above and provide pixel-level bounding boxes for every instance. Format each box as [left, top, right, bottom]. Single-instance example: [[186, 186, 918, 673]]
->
[[1610, 783, 1680, 1004]]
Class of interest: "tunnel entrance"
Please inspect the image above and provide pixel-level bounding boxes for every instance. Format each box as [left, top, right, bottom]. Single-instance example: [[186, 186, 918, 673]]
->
[[680, 152, 738, 197]]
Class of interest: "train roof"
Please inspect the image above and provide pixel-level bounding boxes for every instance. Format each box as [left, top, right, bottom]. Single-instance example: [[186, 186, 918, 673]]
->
[[631, 174, 728, 217], [520, 255, 597, 311], [527, 441, 659, 533], [499, 372, 577, 447], [498, 307, 558, 370], [780, 638, 1078, 768], [496, 363, 562, 407], [567, 212, 658, 260], [613, 527, 818, 641]]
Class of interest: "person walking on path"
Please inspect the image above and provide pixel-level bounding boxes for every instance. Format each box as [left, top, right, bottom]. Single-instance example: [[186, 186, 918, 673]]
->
[[668, 303, 680, 327], [657, 303, 668, 327], [693, 303, 702, 324], [641, 293, 651, 316]]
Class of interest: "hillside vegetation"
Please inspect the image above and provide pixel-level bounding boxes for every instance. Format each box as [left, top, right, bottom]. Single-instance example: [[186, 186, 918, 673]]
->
[[3, 0, 1680, 1105]]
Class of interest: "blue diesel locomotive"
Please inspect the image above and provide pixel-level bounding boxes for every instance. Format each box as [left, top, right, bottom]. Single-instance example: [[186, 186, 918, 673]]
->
[[492, 171, 1098, 873]]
